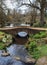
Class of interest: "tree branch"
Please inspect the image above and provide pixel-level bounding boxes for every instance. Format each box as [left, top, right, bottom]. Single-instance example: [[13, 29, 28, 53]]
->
[[30, 3, 40, 10], [20, 3, 40, 10], [29, 0, 32, 4]]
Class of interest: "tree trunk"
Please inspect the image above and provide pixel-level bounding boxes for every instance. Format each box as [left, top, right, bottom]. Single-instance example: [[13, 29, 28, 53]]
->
[[40, 0, 46, 26], [40, 8, 45, 26], [30, 8, 37, 26]]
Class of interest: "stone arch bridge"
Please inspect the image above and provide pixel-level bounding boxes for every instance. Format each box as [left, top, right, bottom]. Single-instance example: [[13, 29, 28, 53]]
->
[[0, 26, 47, 44], [0, 26, 47, 35]]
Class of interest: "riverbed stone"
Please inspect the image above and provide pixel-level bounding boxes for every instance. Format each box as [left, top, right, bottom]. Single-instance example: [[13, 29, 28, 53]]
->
[[13, 56, 36, 63], [36, 56, 47, 65], [24, 57, 36, 63], [1, 52, 10, 57], [13, 56, 21, 61]]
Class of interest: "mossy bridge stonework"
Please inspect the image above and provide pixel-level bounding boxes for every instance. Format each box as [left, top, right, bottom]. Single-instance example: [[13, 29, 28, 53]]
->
[[0, 26, 47, 35]]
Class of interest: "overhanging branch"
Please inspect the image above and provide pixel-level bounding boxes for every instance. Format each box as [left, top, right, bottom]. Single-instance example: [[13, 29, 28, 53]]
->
[[20, 3, 40, 10]]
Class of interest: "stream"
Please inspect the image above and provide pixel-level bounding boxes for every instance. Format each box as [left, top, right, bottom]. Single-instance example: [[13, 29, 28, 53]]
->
[[0, 44, 33, 65], [0, 32, 35, 65]]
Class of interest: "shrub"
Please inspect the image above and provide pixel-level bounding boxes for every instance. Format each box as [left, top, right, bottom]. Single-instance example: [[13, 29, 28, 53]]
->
[[28, 41, 37, 53], [28, 41, 40, 59], [0, 31, 13, 50], [28, 31, 47, 59], [39, 31, 47, 38], [0, 42, 6, 50], [33, 34, 40, 39], [29, 31, 47, 39], [2, 34, 12, 43]]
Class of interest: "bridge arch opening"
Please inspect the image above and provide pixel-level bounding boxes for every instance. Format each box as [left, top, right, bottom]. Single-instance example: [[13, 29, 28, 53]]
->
[[17, 31, 28, 38], [14, 31, 29, 45]]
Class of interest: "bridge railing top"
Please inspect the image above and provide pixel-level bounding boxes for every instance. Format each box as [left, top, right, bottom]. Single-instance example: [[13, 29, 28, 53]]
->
[[0, 26, 47, 31]]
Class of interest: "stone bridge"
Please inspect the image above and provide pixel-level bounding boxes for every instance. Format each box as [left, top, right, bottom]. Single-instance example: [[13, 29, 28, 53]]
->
[[0, 26, 47, 44], [0, 26, 47, 35]]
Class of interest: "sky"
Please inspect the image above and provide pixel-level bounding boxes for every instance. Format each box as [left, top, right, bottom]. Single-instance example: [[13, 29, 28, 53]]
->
[[4, 0, 33, 14], [5, 0, 17, 9]]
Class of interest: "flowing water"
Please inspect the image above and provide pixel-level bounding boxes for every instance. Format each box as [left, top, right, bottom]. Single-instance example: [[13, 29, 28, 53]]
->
[[7, 44, 28, 58], [0, 44, 33, 65]]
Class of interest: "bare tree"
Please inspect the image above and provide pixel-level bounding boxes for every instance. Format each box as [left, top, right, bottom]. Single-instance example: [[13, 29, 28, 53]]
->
[[0, 0, 9, 27], [13, 0, 47, 26]]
